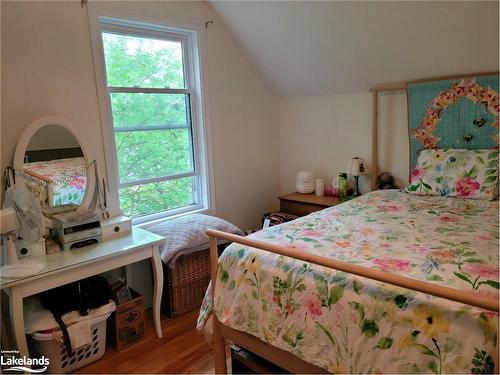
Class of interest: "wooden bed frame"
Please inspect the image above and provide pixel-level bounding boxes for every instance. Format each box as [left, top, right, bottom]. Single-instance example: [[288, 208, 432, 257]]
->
[[207, 73, 500, 374], [207, 231, 499, 374]]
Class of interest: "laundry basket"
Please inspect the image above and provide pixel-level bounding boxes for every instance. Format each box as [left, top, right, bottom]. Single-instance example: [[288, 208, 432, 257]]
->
[[28, 313, 111, 374]]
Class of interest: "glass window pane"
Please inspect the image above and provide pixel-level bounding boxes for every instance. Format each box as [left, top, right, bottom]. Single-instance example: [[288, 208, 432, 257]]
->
[[110, 93, 189, 128], [115, 129, 194, 183], [119, 177, 194, 217], [102, 32, 185, 89]]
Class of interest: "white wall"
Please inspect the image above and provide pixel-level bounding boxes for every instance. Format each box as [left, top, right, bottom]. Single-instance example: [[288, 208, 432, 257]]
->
[[210, 1, 500, 97], [1, 1, 280, 231], [27, 125, 80, 151], [279, 90, 409, 194]]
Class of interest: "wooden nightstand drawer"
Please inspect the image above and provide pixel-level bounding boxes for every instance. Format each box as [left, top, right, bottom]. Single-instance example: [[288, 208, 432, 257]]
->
[[279, 193, 340, 217]]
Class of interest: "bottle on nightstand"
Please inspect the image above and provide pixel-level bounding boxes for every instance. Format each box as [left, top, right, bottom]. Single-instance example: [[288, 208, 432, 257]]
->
[[338, 173, 347, 199]]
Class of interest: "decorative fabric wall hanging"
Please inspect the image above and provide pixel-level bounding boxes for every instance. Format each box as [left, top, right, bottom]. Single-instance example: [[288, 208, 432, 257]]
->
[[407, 75, 499, 170]]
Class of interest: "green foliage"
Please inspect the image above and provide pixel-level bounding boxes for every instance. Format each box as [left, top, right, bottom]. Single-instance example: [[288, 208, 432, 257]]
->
[[471, 348, 494, 374], [375, 337, 393, 350], [119, 177, 193, 217], [361, 319, 379, 337], [352, 279, 364, 294], [315, 276, 344, 309], [102, 32, 184, 88], [478, 280, 500, 289], [220, 269, 229, 283], [348, 301, 365, 322], [454, 271, 499, 291], [272, 266, 308, 318], [426, 274, 444, 282], [315, 321, 337, 348], [282, 330, 304, 349], [428, 360, 439, 374], [394, 294, 409, 309], [115, 129, 193, 183], [102, 32, 195, 217], [110, 93, 188, 128]]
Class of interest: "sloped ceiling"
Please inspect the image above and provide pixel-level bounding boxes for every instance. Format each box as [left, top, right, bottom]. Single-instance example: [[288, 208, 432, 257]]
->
[[209, 1, 499, 97]]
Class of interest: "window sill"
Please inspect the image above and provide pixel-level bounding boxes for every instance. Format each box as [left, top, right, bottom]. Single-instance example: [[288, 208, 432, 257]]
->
[[134, 205, 212, 229]]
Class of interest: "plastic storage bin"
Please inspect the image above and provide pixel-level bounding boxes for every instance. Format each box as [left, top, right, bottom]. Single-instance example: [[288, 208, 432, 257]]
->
[[28, 313, 111, 373]]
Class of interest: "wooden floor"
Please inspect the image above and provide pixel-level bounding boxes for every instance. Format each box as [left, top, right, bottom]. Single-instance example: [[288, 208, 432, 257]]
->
[[77, 309, 221, 374]]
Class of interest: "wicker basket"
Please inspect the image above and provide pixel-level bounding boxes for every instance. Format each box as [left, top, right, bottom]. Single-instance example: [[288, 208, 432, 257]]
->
[[162, 248, 215, 317]]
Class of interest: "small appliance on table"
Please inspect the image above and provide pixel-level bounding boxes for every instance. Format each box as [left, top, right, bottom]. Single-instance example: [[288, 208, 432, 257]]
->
[[52, 209, 102, 250]]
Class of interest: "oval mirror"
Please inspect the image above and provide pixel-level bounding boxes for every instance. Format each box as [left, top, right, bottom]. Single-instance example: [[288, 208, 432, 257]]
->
[[23, 125, 86, 208], [13, 116, 94, 213]]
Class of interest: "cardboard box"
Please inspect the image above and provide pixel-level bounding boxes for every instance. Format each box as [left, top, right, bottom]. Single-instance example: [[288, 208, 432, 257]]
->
[[108, 288, 145, 351]]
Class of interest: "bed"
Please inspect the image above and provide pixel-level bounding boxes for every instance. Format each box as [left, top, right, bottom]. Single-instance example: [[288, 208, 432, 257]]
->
[[22, 157, 87, 208], [199, 73, 499, 374], [200, 190, 498, 373]]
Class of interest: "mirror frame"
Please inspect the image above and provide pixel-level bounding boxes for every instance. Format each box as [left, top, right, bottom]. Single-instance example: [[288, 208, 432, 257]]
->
[[13, 115, 96, 211]]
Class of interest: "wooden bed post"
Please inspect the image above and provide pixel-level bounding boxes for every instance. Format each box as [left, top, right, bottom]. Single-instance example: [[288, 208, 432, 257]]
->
[[494, 337, 499, 374], [209, 237, 227, 374], [371, 90, 378, 190]]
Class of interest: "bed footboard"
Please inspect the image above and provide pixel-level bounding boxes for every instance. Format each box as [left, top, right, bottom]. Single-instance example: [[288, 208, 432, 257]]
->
[[207, 229, 499, 374]]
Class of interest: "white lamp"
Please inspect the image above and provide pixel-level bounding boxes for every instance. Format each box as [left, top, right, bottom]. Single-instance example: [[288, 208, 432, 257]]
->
[[347, 157, 366, 196]]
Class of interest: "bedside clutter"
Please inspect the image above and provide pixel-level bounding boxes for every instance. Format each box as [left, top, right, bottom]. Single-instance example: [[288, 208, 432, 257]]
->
[[261, 212, 298, 228]]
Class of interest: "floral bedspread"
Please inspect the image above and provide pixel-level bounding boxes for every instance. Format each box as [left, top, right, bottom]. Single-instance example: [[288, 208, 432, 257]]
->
[[198, 190, 499, 374], [23, 157, 86, 207]]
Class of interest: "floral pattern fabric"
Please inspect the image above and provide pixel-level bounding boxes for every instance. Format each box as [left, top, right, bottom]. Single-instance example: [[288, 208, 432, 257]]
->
[[198, 190, 499, 374], [406, 149, 498, 200], [412, 78, 499, 150], [407, 76, 499, 170], [23, 157, 87, 207]]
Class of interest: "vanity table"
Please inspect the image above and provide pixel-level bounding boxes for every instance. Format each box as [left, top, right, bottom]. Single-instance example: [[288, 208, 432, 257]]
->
[[3, 115, 166, 360], [1, 227, 164, 359]]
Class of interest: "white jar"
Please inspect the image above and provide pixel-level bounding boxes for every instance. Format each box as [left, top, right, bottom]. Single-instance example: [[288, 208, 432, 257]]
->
[[296, 171, 315, 194], [315, 179, 324, 196]]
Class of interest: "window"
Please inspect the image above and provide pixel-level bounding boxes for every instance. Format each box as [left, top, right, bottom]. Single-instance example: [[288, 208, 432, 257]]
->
[[95, 17, 211, 222]]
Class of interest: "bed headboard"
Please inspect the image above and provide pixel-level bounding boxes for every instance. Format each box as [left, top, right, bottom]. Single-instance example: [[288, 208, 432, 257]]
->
[[407, 74, 499, 171], [24, 147, 84, 163]]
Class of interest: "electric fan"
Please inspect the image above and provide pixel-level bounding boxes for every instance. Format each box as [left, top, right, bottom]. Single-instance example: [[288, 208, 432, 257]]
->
[[1, 184, 45, 279]]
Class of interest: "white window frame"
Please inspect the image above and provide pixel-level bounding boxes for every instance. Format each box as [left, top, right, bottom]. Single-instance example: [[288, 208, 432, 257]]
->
[[88, 8, 214, 224]]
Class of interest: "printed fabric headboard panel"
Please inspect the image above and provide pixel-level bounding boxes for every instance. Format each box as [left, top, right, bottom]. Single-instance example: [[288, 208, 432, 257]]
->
[[407, 74, 499, 173]]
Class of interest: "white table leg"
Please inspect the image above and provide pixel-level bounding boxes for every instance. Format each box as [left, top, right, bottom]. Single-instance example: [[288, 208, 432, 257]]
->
[[151, 245, 163, 338], [10, 287, 29, 358]]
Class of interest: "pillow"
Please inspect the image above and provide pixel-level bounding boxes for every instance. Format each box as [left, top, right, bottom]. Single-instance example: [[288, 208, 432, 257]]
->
[[145, 214, 243, 264], [406, 149, 498, 199]]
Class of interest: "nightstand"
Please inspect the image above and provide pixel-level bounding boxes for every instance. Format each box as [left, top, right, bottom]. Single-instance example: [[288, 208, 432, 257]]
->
[[278, 192, 341, 217]]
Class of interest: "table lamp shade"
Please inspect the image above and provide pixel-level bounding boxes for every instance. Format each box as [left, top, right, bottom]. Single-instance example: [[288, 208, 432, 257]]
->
[[348, 157, 365, 177]]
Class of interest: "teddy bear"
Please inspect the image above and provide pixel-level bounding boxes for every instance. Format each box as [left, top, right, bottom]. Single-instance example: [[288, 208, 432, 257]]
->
[[376, 172, 398, 190]]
